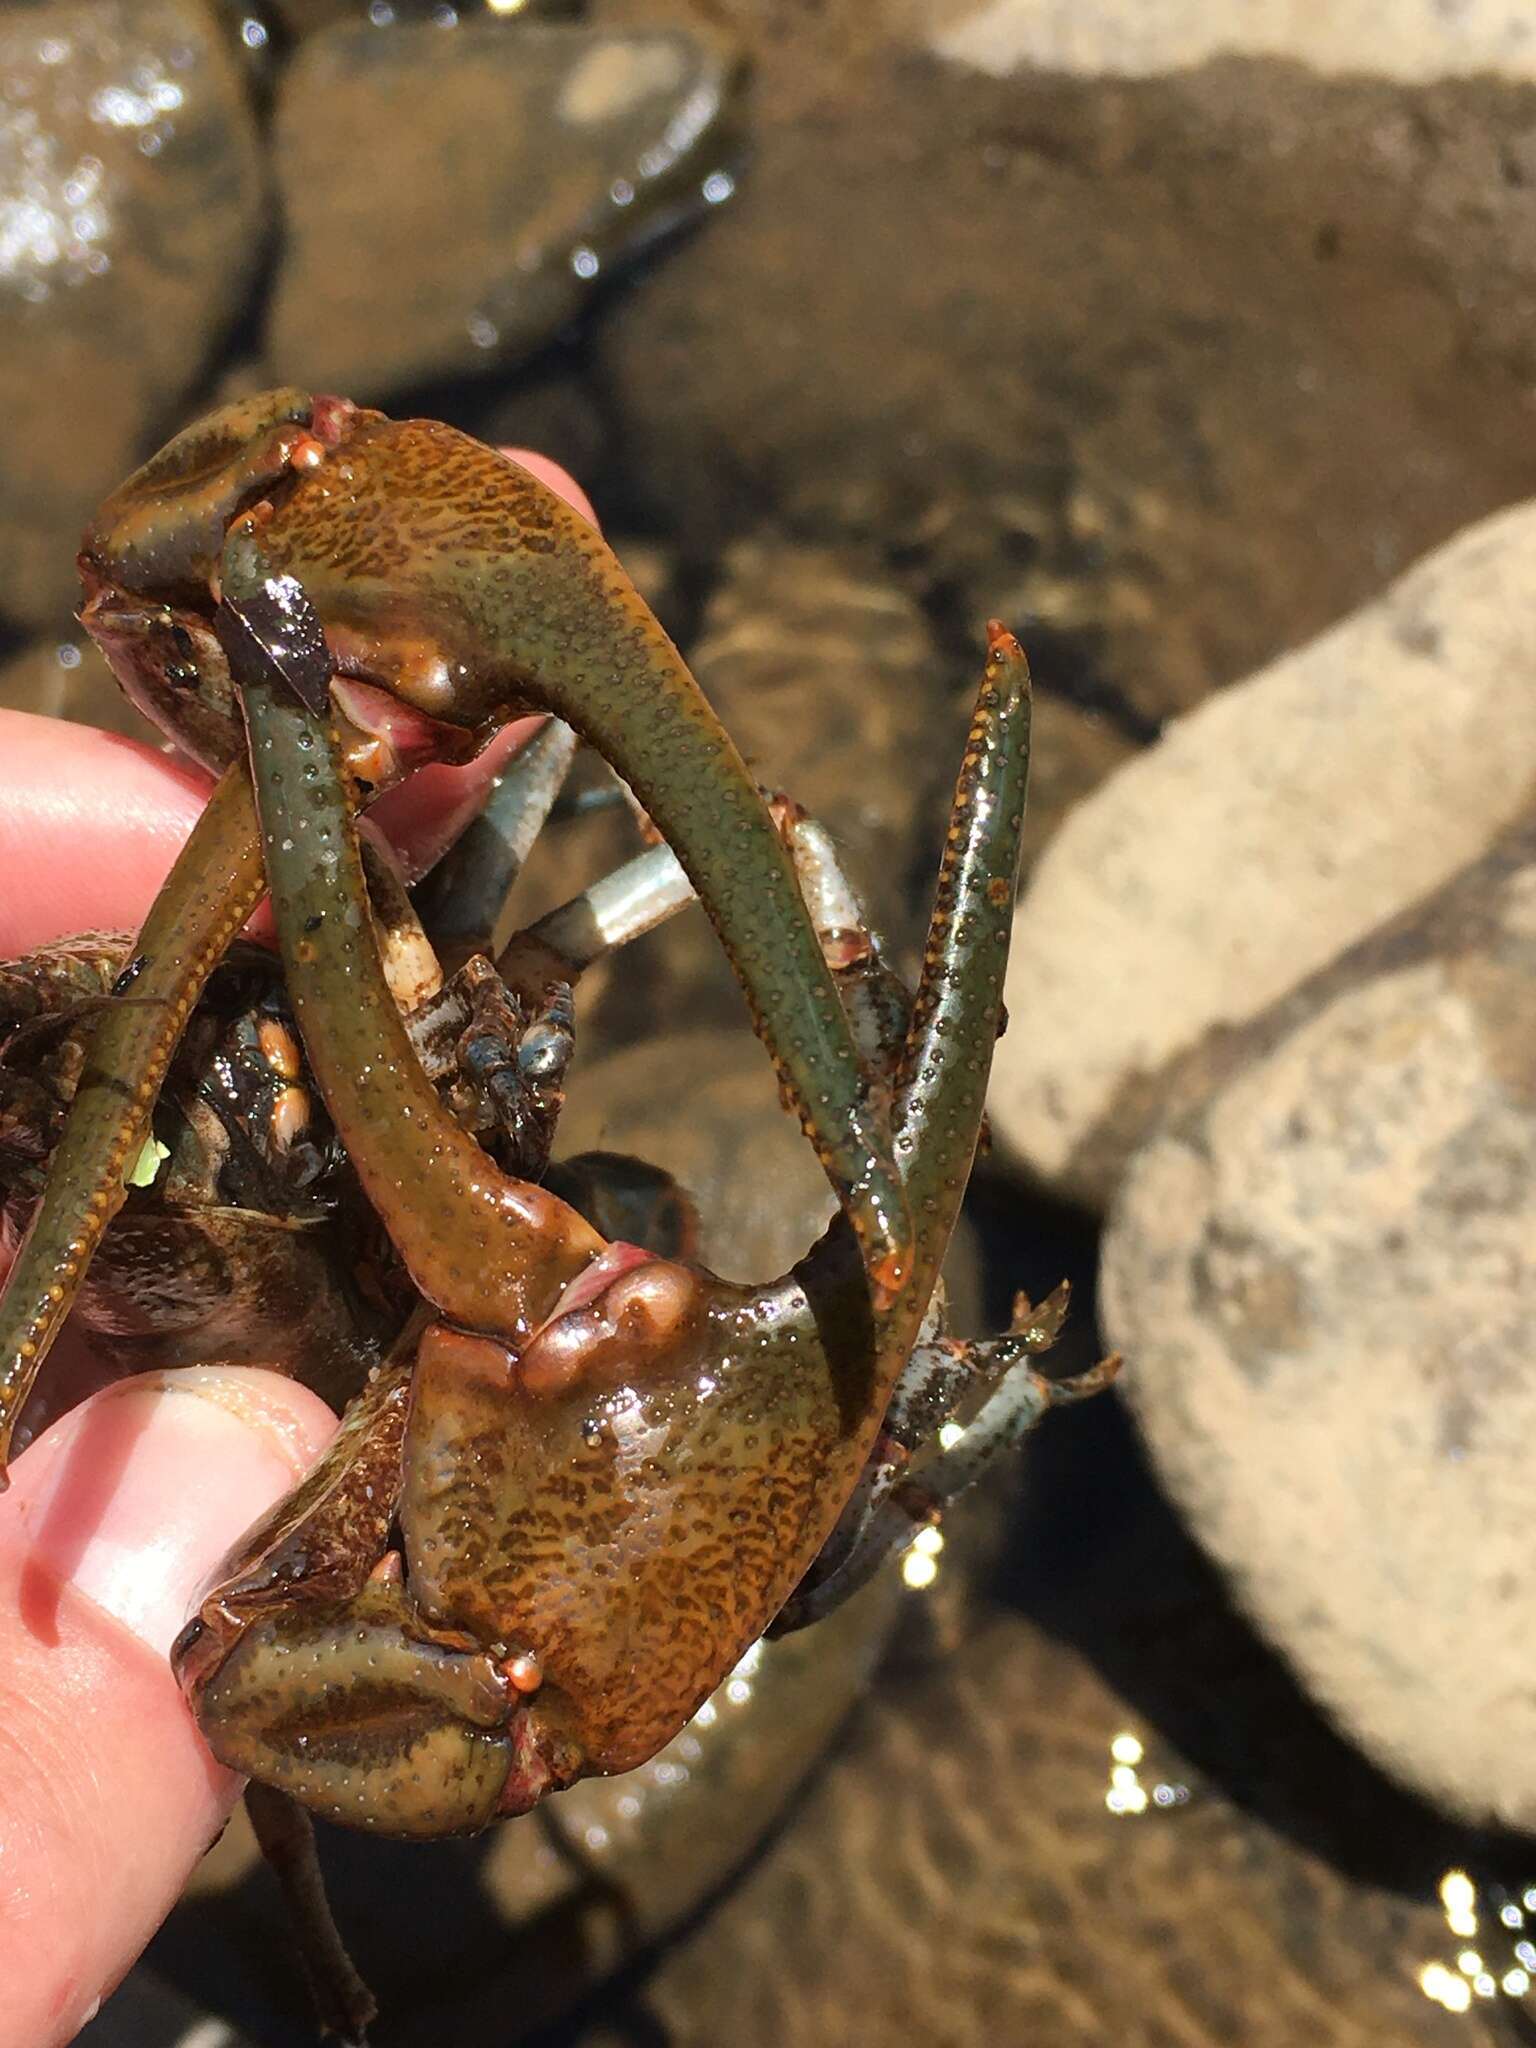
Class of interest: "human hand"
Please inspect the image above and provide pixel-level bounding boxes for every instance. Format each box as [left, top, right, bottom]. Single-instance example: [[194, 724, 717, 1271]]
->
[[0, 451, 594, 2047]]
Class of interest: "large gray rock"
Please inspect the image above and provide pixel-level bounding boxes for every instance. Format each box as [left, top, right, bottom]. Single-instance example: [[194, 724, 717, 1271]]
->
[[990, 500, 1536, 1207], [1102, 812, 1536, 1827], [0, 0, 265, 630]]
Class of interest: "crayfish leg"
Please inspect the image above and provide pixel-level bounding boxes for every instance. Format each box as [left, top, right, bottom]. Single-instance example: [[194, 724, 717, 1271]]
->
[[243, 1782, 377, 2048], [413, 715, 579, 972]]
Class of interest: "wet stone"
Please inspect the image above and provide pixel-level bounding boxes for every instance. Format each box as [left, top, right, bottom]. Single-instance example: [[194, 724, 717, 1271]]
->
[[600, 40, 1536, 725], [0, 0, 265, 632], [554, 1028, 985, 1322], [687, 541, 950, 945], [990, 499, 1536, 1209], [474, 364, 612, 505], [1102, 810, 1536, 1827], [262, 0, 585, 36], [558, 1029, 835, 1285], [1020, 688, 1140, 876], [265, 19, 745, 393], [540, 540, 960, 1053]]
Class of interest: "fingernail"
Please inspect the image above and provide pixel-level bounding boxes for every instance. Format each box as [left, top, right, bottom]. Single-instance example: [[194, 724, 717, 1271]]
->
[[4, 1367, 336, 1658]]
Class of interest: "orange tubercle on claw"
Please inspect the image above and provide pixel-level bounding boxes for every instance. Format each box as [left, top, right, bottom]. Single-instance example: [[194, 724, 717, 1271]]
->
[[503, 1652, 543, 1695]]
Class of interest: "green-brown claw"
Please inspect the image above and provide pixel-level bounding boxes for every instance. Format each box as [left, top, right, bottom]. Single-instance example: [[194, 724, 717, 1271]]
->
[[233, 627, 604, 1342], [176, 614, 1038, 1813], [237, 407, 914, 1305], [0, 765, 268, 1475]]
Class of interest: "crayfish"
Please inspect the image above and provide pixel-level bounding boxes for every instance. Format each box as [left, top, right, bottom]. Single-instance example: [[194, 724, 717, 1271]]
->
[[0, 393, 1114, 2038]]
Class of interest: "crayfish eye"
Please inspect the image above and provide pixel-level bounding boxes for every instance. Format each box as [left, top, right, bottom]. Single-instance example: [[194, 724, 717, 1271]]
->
[[164, 619, 200, 687], [517, 1023, 571, 1082]]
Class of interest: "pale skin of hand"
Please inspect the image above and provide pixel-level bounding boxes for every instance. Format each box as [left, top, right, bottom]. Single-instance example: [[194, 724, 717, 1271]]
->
[[0, 454, 594, 2047]]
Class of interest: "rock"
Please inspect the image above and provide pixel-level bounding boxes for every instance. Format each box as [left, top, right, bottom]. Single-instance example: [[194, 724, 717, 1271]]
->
[[912, 0, 1536, 81], [0, 0, 265, 632], [265, 21, 745, 394], [265, 0, 584, 35], [554, 1029, 980, 1330], [599, 38, 1536, 725], [605, 532, 682, 638], [1102, 808, 1536, 1827], [990, 501, 1536, 1208], [474, 363, 613, 505]]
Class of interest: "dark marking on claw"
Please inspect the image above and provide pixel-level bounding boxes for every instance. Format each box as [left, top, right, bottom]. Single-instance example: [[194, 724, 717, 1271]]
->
[[215, 574, 333, 714], [109, 953, 148, 997]]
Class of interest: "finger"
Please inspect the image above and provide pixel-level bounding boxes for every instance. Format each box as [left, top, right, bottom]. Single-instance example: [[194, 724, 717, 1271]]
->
[[0, 448, 597, 954], [503, 448, 598, 527], [0, 1366, 338, 2047], [0, 714, 210, 957]]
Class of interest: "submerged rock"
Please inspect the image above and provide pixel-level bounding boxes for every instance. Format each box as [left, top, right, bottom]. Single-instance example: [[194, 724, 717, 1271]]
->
[[558, 541, 965, 1048], [688, 541, 949, 943], [990, 501, 1536, 1208], [558, 1030, 832, 1283], [552, 1471, 1498, 2048], [1103, 810, 1536, 1827], [266, 20, 745, 392], [0, 0, 265, 631], [1020, 689, 1140, 874], [600, 39, 1536, 724]]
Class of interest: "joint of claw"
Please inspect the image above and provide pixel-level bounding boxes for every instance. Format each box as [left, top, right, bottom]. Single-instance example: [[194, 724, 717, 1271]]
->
[[518, 1245, 706, 1398]]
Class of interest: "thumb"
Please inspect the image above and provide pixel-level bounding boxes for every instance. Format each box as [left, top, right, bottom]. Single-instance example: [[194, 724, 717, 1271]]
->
[[0, 1367, 337, 2048]]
